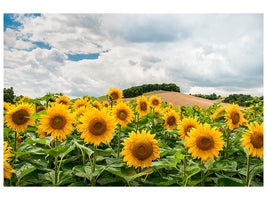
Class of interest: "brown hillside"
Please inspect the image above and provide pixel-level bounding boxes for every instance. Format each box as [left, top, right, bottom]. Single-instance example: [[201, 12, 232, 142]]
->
[[122, 91, 228, 109]]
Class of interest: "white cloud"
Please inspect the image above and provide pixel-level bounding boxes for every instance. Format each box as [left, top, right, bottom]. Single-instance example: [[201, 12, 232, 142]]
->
[[4, 14, 263, 98]]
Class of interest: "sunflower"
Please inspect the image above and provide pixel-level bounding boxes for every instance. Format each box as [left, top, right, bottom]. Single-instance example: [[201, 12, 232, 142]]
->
[[82, 95, 90, 102], [241, 122, 263, 158], [79, 109, 116, 146], [112, 102, 133, 127], [185, 123, 224, 163], [149, 96, 162, 108], [211, 106, 227, 122], [4, 102, 12, 112], [164, 110, 180, 130], [72, 98, 88, 110], [5, 103, 35, 132], [107, 88, 123, 102], [121, 130, 160, 169], [169, 102, 174, 109], [178, 117, 199, 141], [37, 103, 75, 142], [92, 100, 102, 110], [102, 101, 110, 108], [136, 96, 150, 117], [153, 107, 162, 119], [56, 95, 71, 106], [162, 107, 171, 115], [74, 106, 88, 117], [225, 104, 246, 130], [37, 105, 46, 113], [4, 142, 15, 180]]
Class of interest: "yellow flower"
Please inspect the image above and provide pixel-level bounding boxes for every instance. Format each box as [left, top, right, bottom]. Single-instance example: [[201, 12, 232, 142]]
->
[[74, 106, 88, 117], [102, 101, 110, 108], [185, 123, 224, 163], [225, 104, 246, 130], [178, 117, 199, 141], [107, 88, 123, 102], [241, 122, 263, 158], [79, 109, 116, 146], [149, 96, 162, 108], [112, 102, 133, 127], [56, 95, 71, 106], [169, 102, 174, 109], [153, 107, 162, 120], [136, 96, 150, 117], [72, 98, 89, 110], [211, 106, 227, 122], [121, 130, 160, 169], [37, 105, 46, 113], [164, 110, 180, 130], [5, 103, 35, 132], [37, 103, 75, 142], [92, 100, 102, 110], [4, 142, 15, 180], [4, 102, 12, 112]]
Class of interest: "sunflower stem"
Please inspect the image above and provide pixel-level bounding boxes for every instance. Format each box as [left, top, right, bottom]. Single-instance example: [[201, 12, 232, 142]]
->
[[117, 125, 121, 159], [225, 130, 231, 159], [91, 146, 97, 186], [200, 162, 205, 186], [54, 138, 59, 185], [14, 131, 17, 151], [246, 154, 250, 186], [183, 153, 187, 186], [135, 114, 139, 133]]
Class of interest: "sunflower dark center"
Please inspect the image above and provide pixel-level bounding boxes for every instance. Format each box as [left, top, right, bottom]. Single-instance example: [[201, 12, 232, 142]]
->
[[231, 112, 240, 124], [167, 116, 176, 126], [50, 116, 66, 129], [250, 131, 263, 149], [140, 102, 147, 111], [153, 100, 159, 106], [118, 110, 127, 120], [185, 125, 194, 135], [58, 100, 67, 105], [89, 118, 107, 136], [111, 93, 118, 100], [12, 109, 29, 125], [196, 135, 214, 151], [132, 142, 153, 160]]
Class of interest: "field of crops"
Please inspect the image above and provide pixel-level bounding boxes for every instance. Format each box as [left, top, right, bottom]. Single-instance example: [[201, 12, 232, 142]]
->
[[3, 88, 263, 186]]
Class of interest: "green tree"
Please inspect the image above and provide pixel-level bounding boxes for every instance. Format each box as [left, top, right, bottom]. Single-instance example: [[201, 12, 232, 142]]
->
[[4, 87, 15, 104]]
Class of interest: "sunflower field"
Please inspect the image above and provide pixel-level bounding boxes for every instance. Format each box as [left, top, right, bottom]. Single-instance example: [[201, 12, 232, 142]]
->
[[3, 88, 264, 186]]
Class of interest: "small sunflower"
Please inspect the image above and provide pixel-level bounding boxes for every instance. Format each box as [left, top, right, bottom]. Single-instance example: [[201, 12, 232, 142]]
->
[[92, 100, 102, 110], [37, 105, 46, 113], [74, 106, 88, 117], [149, 96, 162, 108], [185, 123, 224, 163], [225, 104, 246, 130], [4, 102, 12, 112], [121, 130, 160, 169], [37, 103, 75, 142], [107, 88, 123, 102], [56, 95, 71, 106], [136, 96, 150, 117], [5, 103, 35, 132], [72, 98, 88, 110], [4, 142, 15, 180], [79, 109, 116, 146], [169, 102, 174, 109], [211, 106, 227, 122], [164, 110, 180, 130], [153, 107, 162, 120], [241, 122, 263, 158], [162, 107, 171, 115], [102, 101, 110, 108], [112, 102, 133, 127], [178, 117, 199, 141], [82, 95, 90, 102]]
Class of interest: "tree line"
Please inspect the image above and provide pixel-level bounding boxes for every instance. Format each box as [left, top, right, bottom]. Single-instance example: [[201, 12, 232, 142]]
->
[[122, 83, 180, 98]]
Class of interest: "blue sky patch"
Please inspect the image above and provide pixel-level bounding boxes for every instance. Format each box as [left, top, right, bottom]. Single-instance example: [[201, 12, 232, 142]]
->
[[67, 53, 100, 61], [32, 41, 52, 50]]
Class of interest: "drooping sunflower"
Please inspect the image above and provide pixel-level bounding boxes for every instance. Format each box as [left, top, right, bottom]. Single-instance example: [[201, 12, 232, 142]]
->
[[72, 98, 88, 111], [211, 106, 227, 122], [185, 123, 224, 163], [56, 95, 71, 106], [4, 142, 15, 180], [149, 96, 162, 108], [225, 104, 246, 130], [92, 100, 102, 110], [164, 110, 180, 130], [79, 109, 116, 146], [5, 103, 35, 132], [241, 122, 263, 158], [107, 88, 123, 102], [136, 96, 150, 117], [37, 103, 75, 142], [178, 117, 199, 141], [121, 130, 160, 169], [112, 102, 133, 127], [37, 105, 46, 113]]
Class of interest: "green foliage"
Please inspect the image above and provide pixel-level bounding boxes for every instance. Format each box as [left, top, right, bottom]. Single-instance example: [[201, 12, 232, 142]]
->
[[191, 93, 220, 100], [223, 94, 254, 106], [123, 83, 180, 98], [4, 87, 15, 104]]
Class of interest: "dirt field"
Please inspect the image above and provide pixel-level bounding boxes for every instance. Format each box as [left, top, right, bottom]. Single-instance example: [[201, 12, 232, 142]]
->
[[122, 91, 228, 109]]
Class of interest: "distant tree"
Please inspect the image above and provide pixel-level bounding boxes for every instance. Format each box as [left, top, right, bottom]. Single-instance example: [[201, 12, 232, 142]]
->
[[4, 87, 15, 104]]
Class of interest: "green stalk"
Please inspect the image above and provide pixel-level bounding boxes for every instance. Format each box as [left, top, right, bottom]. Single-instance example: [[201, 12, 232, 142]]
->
[[117, 125, 121, 159], [14, 131, 17, 151], [91, 146, 97, 186], [225, 130, 231, 159], [200, 162, 205, 186], [246, 154, 250, 186], [54, 138, 59, 185], [135, 114, 139, 133], [183, 153, 187, 186]]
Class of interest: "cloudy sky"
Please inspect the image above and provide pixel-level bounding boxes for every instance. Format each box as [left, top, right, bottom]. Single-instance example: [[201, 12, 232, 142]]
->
[[3, 13, 263, 98]]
